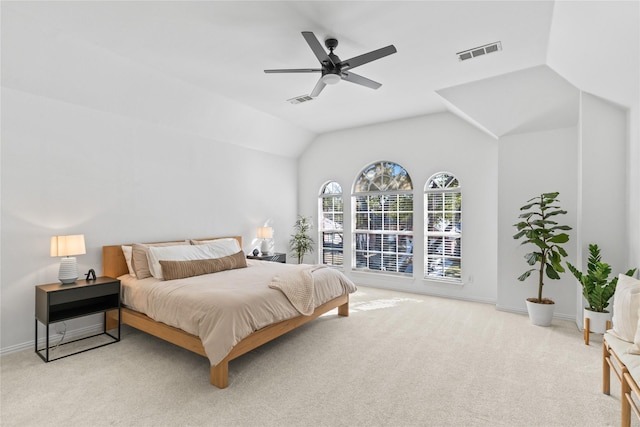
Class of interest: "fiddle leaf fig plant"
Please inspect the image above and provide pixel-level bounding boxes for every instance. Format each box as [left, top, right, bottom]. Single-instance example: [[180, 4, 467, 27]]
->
[[289, 215, 314, 264], [567, 244, 637, 313], [513, 192, 572, 303]]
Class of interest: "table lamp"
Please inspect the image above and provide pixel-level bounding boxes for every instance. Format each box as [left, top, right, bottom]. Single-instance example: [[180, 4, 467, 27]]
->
[[50, 234, 86, 284], [257, 227, 273, 255]]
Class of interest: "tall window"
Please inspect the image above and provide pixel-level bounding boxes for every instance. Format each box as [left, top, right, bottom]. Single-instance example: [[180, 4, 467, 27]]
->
[[425, 172, 461, 282], [319, 181, 344, 266], [353, 161, 413, 275]]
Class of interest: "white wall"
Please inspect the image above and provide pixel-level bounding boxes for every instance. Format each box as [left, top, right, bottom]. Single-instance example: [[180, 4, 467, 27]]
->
[[579, 93, 631, 272], [574, 92, 632, 325], [630, 105, 640, 269], [497, 126, 578, 319], [0, 88, 298, 353], [298, 113, 499, 303]]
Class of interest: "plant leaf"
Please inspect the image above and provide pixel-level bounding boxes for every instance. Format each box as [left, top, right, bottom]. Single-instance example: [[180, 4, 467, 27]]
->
[[518, 270, 535, 281], [545, 264, 560, 280]]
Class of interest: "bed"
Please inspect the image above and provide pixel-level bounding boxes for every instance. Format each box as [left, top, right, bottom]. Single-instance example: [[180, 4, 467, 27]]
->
[[102, 236, 356, 388]]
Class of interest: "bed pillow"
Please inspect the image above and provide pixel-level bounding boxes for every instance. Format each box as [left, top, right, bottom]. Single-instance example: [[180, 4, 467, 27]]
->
[[147, 240, 242, 279], [131, 241, 187, 279], [121, 245, 136, 277], [611, 274, 640, 343], [190, 238, 241, 254], [160, 251, 247, 281]]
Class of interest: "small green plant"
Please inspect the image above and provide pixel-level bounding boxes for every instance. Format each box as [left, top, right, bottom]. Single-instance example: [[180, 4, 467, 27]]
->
[[567, 244, 637, 313], [513, 192, 572, 303], [289, 215, 314, 264]]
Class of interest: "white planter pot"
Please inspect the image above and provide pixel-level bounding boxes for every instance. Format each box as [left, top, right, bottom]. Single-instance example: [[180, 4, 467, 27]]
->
[[583, 308, 612, 334], [525, 299, 555, 327]]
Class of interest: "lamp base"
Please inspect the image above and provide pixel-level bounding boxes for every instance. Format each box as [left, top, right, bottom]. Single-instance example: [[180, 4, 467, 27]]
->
[[58, 257, 79, 284], [261, 240, 271, 256]]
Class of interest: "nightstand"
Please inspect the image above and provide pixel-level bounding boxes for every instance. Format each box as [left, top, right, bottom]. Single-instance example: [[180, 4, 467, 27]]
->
[[247, 252, 286, 263], [35, 276, 121, 362]]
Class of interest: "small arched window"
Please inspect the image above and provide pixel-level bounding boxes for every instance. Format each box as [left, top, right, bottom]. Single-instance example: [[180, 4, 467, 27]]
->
[[319, 181, 344, 266], [353, 161, 413, 275], [424, 172, 461, 282]]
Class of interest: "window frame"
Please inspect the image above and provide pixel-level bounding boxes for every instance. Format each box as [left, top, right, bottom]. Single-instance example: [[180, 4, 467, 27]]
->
[[424, 172, 462, 283], [318, 181, 344, 267], [352, 161, 414, 276]]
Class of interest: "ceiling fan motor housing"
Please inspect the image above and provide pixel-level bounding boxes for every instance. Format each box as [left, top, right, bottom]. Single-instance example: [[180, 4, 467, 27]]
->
[[325, 37, 338, 51], [322, 47, 342, 84]]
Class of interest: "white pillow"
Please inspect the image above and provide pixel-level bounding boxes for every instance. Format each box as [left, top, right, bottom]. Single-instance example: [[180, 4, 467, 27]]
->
[[147, 240, 241, 279], [191, 238, 240, 251], [611, 274, 640, 343], [121, 245, 136, 277]]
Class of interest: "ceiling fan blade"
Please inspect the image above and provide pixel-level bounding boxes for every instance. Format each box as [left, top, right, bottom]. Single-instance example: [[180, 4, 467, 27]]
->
[[302, 31, 335, 67], [310, 78, 326, 97], [264, 68, 322, 73], [341, 71, 382, 90], [340, 45, 397, 71]]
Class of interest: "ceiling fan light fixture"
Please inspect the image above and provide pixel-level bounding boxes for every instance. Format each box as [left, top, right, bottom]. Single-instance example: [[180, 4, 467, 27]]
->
[[321, 73, 341, 85]]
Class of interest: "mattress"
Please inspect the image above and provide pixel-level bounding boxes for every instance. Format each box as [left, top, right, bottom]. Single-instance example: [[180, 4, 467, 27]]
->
[[119, 260, 356, 365]]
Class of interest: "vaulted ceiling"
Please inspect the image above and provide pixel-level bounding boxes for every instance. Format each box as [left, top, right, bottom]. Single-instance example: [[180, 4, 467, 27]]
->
[[2, 1, 638, 156]]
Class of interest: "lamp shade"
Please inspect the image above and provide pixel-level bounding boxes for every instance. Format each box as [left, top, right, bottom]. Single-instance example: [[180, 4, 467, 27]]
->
[[50, 234, 86, 257], [257, 227, 273, 239], [50, 234, 86, 284]]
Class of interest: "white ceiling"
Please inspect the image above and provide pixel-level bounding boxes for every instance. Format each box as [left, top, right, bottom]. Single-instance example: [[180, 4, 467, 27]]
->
[[2, 1, 638, 155]]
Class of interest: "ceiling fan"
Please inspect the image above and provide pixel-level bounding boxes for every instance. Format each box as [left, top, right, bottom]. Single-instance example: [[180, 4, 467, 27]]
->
[[264, 31, 397, 98]]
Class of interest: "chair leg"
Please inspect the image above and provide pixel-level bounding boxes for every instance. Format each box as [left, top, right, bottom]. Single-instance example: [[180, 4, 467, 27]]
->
[[603, 339, 611, 395], [584, 317, 590, 345], [622, 369, 631, 427]]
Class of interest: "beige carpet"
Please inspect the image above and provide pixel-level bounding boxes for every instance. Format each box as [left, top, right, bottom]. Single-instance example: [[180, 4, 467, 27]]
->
[[0, 286, 629, 426]]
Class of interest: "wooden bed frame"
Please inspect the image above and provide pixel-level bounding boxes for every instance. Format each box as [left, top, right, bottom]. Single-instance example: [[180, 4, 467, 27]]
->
[[102, 236, 349, 388]]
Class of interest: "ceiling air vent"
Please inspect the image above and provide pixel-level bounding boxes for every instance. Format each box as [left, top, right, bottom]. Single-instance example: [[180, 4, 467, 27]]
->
[[287, 95, 314, 105], [457, 41, 502, 61]]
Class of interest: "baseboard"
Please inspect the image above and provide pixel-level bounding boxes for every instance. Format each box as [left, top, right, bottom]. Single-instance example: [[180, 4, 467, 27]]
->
[[358, 282, 497, 305], [496, 304, 575, 322], [1, 323, 104, 356]]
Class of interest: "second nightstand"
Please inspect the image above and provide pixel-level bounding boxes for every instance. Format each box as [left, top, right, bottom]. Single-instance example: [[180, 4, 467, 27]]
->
[[247, 253, 286, 263]]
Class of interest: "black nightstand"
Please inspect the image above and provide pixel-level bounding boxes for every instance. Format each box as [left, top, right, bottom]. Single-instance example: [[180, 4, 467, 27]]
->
[[247, 253, 286, 263], [35, 276, 121, 362]]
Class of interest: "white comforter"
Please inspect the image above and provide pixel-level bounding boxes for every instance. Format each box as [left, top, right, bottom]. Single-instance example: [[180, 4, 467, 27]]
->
[[119, 260, 356, 366]]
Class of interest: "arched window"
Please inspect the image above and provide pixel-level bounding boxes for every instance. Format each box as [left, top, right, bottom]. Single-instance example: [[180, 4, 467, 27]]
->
[[424, 172, 461, 282], [319, 181, 344, 266], [353, 161, 413, 275]]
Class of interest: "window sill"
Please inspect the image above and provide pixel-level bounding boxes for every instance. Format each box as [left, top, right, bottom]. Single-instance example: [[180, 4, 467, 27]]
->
[[422, 277, 464, 286], [350, 269, 413, 280]]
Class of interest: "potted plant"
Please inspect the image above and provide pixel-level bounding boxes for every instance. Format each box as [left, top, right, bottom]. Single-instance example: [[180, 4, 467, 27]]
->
[[513, 192, 572, 326], [289, 215, 314, 264], [567, 244, 637, 334]]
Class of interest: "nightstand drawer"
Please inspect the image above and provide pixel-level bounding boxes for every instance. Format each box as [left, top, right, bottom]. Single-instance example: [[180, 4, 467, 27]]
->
[[49, 282, 119, 305]]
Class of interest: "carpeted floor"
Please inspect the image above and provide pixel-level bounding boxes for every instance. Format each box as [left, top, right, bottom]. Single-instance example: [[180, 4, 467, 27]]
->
[[0, 286, 629, 426]]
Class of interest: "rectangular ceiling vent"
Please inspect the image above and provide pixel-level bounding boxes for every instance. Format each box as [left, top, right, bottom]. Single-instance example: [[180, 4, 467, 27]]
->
[[457, 41, 502, 61], [287, 95, 314, 105]]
